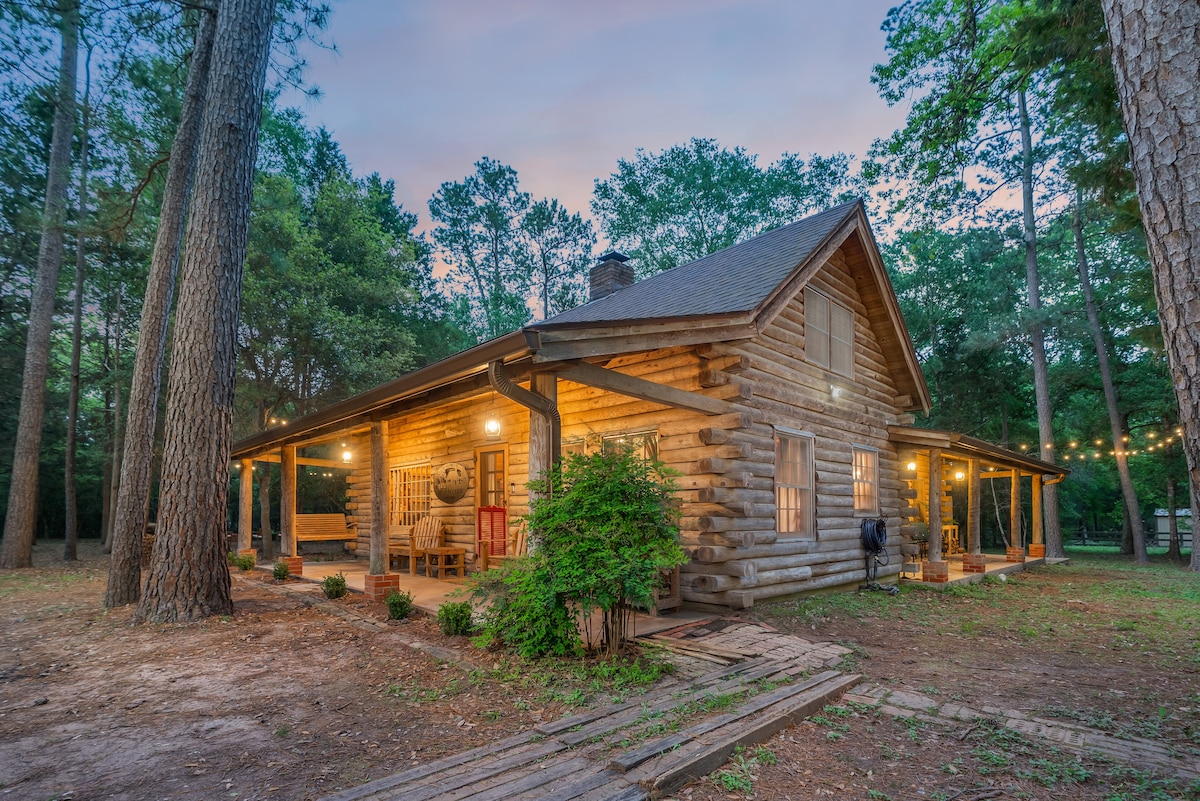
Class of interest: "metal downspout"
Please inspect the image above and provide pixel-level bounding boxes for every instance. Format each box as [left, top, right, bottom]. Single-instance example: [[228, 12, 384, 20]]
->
[[487, 360, 561, 472]]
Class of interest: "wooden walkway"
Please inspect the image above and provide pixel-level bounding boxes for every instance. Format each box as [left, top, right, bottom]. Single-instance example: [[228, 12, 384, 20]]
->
[[321, 658, 860, 801]]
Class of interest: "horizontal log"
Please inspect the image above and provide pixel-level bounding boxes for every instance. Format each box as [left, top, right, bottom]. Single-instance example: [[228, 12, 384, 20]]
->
[[681, 559, 758, 578], [692, 540, 812, 563], [722, 568, 879, 607], [690, 515, 776, 533], [697, 486, 777, 505], [679, 530, 779, 548], [698, 427, 775, 449], [658, 412, 751, 437], [698, 457, 775, 477], [685, 573, 757, 593], [753, 565, 814, 586], [898, 488, 917, 499]]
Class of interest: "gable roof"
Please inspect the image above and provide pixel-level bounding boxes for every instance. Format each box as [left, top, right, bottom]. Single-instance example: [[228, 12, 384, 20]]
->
[[231, 200, 930, 459], [541, 201, 861, 326]]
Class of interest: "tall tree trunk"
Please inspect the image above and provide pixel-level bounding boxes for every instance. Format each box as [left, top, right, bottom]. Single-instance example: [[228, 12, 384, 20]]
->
[[1072, 192, 1147, 561], [1102, 0, 1200, 572], [0, 0, 79, 569], [102, 300, 123, 553], [136, 0, 277, 623], [64, 52, 91, 561], [1166, 478, 1182, 562], [106, 7, 217, 607], [1017, 88, 1062, 557]]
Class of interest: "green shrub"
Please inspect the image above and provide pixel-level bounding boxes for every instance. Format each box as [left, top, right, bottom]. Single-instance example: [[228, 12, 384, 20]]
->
[[231, 554, 256, 571], [527, 448, 685, 655], [437, 601, 474, 636], [273, 560, 290, 581], [472, 558, 581, 658], [321, 572, 348, 599], [385, 588, 415, 620]]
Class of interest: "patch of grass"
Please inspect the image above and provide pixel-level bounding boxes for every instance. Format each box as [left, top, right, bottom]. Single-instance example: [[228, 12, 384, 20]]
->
[[712, 745, 775, 794]]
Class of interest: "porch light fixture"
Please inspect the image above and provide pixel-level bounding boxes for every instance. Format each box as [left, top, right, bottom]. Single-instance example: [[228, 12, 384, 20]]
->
[[906, 461, 917, 472], [484, 392, 501, 441], [342, 450, 352, 463], [829, 383, 843, 399], [954, 469, 965, 481]]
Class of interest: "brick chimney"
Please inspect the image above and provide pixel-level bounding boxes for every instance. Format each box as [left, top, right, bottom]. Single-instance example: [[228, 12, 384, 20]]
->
[[590, 251, 634, 301]]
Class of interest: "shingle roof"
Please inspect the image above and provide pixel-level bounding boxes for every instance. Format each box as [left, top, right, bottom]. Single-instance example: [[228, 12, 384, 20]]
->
[[537, 200, 861, 328]]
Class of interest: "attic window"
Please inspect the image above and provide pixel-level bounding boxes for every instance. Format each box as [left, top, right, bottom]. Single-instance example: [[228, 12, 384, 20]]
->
[[805, 288, 854, 378]]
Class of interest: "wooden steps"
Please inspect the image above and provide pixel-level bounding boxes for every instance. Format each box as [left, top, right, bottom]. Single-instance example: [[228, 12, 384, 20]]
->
[[320, 664, 859, 801]]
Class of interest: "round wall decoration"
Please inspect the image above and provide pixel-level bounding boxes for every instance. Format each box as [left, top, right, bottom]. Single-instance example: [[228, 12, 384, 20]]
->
[[432, 462, 470, 504]]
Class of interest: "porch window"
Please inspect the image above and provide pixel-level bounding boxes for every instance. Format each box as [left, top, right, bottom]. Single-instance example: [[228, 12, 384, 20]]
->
[[853, 446, 879, 515], [389, 463, 431, 527], [805, 288, 854, 377], [775, 429, 815, 538], [601, 430, 659, 461]]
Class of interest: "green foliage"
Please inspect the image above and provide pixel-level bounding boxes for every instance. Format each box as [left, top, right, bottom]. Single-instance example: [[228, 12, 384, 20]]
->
[[437, 601, 474, 636], [592, 137, 859, 275], [231, 554, 256, 571], [384, 588, 414, 620], [471, 557, 581, 658], [712, 745, 776, 794], [321, 571, 347, 599], [272, 561, 290, 581], [527, 448, 686, 656]]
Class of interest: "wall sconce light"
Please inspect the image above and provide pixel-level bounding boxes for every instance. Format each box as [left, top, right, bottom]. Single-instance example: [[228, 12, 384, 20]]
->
[[509, 482, 516, 496], [342, 450, 352, 463], [955, 469, 965, 481], [906, 461, 917, 472], [829, 383, 843, 399]]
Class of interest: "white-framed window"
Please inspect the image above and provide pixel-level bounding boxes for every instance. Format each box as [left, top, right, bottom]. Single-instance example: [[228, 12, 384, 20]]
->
[[600, 430, 659, 461], [853, 446, 879, 516], [775, 429, 815, 538], [805, 288, 854, 377], [389, 462, 431, 527]]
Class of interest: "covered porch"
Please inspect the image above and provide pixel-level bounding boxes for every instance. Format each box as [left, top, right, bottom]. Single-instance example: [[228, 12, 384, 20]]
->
[[888, 426, 1069, 585]]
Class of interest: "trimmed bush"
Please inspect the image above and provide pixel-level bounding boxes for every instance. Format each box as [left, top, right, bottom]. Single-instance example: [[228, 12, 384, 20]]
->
[[321, 572, 348, 599], [437, 601, 474, 636], [273, 560, 290, 581], [472, 558, 580, 658], [385, 588, 415, 620]]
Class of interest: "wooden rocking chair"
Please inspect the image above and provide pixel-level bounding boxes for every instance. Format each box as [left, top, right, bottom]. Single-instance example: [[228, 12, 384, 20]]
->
[[390, 515, 445, 575]]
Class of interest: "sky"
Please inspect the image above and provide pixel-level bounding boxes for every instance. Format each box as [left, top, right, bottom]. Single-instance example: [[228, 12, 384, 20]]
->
[[281, 0, 908, 235]]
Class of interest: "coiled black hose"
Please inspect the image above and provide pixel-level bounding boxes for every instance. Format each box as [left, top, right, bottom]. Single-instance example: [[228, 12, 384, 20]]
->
[[860, 517, 898, 595]]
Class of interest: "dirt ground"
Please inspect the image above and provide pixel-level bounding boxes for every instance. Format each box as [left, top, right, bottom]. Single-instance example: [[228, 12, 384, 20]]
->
[[1, 542, 1197, 801]]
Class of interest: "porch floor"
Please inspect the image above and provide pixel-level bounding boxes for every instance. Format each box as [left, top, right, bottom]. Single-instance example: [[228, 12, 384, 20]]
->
[[898, 552, 1051, 588]]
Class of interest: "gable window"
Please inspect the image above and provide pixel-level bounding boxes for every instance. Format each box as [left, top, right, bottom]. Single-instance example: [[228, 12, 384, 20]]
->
[[852, 446, 879, 516], [775, 429, 815, 538], [805, 288, 854, 377], [389, 462, 431, 527]]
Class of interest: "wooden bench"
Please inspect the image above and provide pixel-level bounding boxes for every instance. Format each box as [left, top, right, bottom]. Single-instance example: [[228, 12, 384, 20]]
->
[[479, 521, 528, 571], [294, 513, 357, 542], [389, 516, 445, 575]]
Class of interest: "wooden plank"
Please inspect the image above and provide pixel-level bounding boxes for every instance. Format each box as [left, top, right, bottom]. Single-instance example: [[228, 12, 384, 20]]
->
[[559, 361, 734, 416]]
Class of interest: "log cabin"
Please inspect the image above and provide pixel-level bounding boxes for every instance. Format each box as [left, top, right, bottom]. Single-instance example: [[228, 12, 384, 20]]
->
[[230, 199, 1066, 608]]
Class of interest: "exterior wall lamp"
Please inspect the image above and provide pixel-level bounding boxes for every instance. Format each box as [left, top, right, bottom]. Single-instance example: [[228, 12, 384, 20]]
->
[[484, 393, 501, 441]]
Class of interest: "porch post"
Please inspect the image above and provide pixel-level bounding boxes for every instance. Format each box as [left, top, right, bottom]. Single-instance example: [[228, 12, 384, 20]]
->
[[963, 458, 986, 573], [369, 420, 388, 575], [923, 448, 948, 582], [238, 458, 254, 558], [1029, 474, 1045, 558], [365, 419, 399, 602], [281, 445, 299, 573], [528, 372, 558, 494], [1007, 470, 1025, 562]]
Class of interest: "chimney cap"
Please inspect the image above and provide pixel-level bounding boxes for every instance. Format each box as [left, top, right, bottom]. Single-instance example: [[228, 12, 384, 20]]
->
[[597, 251, 630, 264]]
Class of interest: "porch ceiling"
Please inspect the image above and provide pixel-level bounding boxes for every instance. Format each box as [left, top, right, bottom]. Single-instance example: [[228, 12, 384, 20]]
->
[[888, 425, 1069, 478]]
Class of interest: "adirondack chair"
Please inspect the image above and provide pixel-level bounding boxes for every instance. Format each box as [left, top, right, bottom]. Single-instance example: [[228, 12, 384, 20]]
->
[[389, 515, 445, 575]]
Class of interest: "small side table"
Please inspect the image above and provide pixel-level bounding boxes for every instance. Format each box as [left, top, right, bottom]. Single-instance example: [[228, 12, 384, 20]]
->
[[425, 547, 466, 580]]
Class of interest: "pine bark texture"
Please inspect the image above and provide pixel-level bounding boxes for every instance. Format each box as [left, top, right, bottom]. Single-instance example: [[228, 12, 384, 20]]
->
[[106, 8, 216, 607], [1102, 0, 1200, 571], [135, 0, 276, 622], [1017, 89, 1063, 558], [1073, 198, 1146, 560], [0, 1, 79, 569], [64, 83, 90, 562]]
